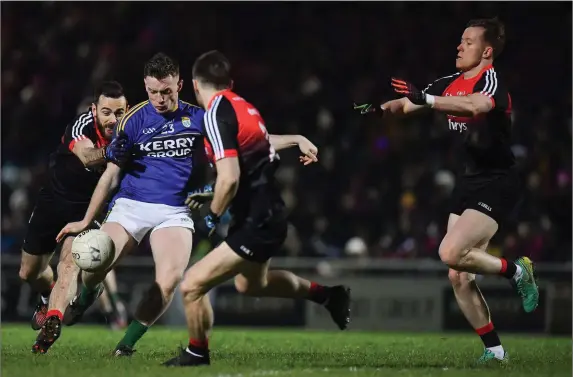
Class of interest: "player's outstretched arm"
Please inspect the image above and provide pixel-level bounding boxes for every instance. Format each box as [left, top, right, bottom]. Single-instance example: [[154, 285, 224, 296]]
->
[[72, 139, 107, 168], [430, 93, 493, 117], [269, 134, 318, 165], [380, 97, 428, 117], [391, 77, 494, 117], [56, 163, 122, 242]]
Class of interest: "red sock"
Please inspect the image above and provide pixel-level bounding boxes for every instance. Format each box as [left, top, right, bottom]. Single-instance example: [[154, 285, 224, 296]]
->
[[189, 338, 209, 349], [499, 259, 507, 273], [46, 309, 63, 321], [187, 338, 209, 357], [308, 282, 329, 304], [475, 322, 494, 335], [499, 258, 517, 279]]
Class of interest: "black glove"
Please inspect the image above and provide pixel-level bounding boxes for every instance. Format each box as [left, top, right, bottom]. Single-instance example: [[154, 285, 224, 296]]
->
[[185, 182, 214, 210], [353, 102, 381, 115], [105, 131, 131, 164], [195, 209, 220, 239], [391, 78, 427, 105]]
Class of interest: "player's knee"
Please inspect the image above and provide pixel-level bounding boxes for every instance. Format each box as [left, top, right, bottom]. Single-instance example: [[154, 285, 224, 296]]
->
[[438, 237, 462, 266], [19, 265, 37, 282], [234, 274, 267, 296], [19, 260, 41, 282], [180, 269, 207, 300], [156, 268, 184, 297]]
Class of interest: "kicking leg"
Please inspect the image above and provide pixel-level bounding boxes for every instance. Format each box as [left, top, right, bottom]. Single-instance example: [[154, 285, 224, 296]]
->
[[46, 237, 80, 320], [114, 226, 192, 355], [234, 264, 351, 330], [32, 237, 79, 353], [439, 209, 538, 312], [64, 222, 136, 326], [19, 250, 54, 330]]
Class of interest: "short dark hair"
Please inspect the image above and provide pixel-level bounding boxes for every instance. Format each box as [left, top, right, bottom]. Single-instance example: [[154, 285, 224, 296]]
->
[[192, 50, 232, 90], [93, 81, 125, 104], [144, 52, 180, 79], [466, 17, 506, 59]]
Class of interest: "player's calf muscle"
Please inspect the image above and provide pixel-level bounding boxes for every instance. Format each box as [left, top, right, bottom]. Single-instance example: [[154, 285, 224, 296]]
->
[[51, 238, 80, 312]]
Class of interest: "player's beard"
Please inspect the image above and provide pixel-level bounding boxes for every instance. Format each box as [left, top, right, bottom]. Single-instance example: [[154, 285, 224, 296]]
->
[[95, 117, 114, 140]]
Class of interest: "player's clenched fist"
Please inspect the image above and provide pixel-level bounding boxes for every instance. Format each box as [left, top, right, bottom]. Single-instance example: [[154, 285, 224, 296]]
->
[[56, 220, 90, 242], [105, 131, 131, 165]]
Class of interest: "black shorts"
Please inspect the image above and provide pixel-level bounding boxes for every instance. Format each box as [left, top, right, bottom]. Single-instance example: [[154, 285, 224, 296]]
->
[[450, 168, 523, 225], [225, 189, 288, 263], [22, 188, 99, 255]]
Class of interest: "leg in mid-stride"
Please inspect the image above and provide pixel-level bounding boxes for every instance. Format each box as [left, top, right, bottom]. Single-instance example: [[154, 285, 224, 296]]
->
[[20, 249, 55, 332], [446, 214, 509, 365], [162, 225, 351, 367], [439, 208, 538, 314]]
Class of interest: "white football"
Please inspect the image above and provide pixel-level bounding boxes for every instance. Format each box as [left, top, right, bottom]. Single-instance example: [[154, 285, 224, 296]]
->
[[71, 229, 115, 272]]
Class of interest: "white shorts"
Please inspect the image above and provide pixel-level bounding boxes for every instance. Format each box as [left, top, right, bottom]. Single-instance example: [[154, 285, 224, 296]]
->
[[105, 198, 194, 243]]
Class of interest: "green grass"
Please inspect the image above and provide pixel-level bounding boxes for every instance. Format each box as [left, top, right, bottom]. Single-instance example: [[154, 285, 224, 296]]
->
[[2, 325, 571, 377]]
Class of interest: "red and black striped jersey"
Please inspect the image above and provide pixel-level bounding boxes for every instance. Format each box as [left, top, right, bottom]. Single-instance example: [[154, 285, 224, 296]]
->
[[203, 90, 282, 216], [423, 65, 515, 175], [48, 110, 110, 203]]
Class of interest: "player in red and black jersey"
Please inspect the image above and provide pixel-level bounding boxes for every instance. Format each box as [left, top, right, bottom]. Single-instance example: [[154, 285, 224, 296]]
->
[[162, 51, 351, 367], [355, 18, 539, 363], [22, 81, 132, 353]]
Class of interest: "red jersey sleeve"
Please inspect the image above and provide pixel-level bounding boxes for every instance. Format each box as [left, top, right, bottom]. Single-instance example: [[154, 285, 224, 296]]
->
[[203, 95, 239, 161]]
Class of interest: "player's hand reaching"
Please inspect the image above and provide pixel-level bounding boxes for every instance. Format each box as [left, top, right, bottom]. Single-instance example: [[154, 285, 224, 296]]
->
[[105, 131, 131, 165], [297, 137, 318, 165], [56, 220, 90, 243], [353, 102, 380, 115], [185, 183, 214, 210], [391, 78, 427, 105]]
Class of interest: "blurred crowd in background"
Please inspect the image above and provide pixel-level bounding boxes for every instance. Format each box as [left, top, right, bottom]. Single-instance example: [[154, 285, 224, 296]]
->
[[2, 2, 571, 261]]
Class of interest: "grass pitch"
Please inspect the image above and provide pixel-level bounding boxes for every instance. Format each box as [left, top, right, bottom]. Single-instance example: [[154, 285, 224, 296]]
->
[[2, 325, 571, 377]]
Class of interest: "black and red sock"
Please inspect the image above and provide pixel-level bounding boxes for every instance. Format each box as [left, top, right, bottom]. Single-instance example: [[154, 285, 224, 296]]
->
[[187, 338, 209, 357], [476, 322, 501, 348], [499, 258, 517, 279], [308, 282, 330, 305]]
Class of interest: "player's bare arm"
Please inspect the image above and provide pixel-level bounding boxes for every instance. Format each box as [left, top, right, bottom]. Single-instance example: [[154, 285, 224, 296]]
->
[[72, 139, 107, 168], [391, 75, 496, 118], [210, 157, 241, 216], [56, 163, 122, 242], [269, 134, 318, 165], [381, 97, 427, 116], [430, 93, 494, 117]]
